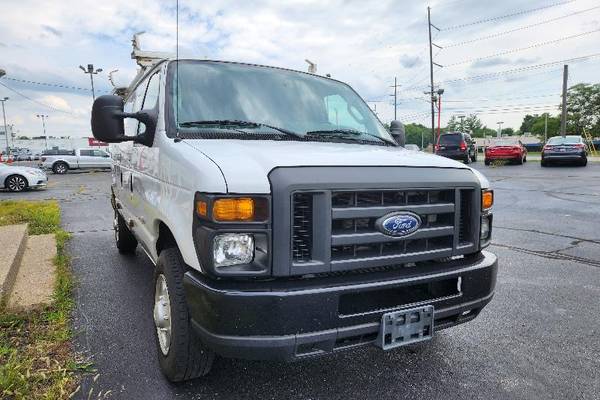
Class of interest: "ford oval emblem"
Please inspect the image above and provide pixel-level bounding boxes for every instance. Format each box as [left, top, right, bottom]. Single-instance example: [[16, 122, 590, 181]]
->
[[376, 212, 422, 237]]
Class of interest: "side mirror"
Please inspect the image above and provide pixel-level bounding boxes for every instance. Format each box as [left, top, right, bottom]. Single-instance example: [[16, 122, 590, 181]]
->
[[91, 95, 126, 143], [390, 120, 405, 147], [91, 95, 157, 146]]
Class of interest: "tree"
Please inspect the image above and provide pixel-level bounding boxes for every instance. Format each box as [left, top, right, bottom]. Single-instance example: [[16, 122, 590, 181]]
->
[[566, 83, 600, 136], [519, 114, 537, 134], [518, 113, 561, 139], [404, 123, 433, 148], [501, 127, 515, 136]]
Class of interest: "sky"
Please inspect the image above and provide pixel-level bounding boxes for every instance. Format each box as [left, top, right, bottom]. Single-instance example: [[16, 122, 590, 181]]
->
[[0, 0, 599, 138]]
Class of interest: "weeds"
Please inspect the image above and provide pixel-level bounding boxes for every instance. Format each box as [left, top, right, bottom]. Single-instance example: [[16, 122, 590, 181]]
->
[[0, 200, 83, 399]]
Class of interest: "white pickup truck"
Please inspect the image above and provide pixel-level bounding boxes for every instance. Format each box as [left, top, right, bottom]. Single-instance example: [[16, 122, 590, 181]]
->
[[40, 148, 111, 174], [91, 59, 497, 382]]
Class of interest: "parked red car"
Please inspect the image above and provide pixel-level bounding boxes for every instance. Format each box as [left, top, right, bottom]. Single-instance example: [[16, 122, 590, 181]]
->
[[484, 138, 527, 165]]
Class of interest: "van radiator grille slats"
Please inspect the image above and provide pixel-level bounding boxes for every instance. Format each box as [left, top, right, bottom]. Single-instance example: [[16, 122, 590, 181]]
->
[[290, 188, 477, 271], [292, 193, 313, 263]]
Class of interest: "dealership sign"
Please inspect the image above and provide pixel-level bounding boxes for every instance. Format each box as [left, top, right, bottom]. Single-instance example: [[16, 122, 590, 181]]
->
[[88, 137, 108, 147]]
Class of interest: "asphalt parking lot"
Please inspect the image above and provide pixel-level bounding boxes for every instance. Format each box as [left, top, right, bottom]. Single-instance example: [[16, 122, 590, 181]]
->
[[2, 161, 599, 399]]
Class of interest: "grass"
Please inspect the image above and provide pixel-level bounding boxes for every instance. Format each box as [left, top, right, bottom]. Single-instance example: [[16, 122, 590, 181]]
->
[[0, 200, 60, 235], [0, 200, 84, 399]]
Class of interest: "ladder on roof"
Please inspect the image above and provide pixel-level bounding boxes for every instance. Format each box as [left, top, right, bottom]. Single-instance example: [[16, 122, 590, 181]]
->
[[583, 128, 597, 156]]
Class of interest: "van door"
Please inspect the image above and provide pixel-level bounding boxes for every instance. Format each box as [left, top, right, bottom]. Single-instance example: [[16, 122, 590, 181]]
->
[[129, 70, 161, 256]]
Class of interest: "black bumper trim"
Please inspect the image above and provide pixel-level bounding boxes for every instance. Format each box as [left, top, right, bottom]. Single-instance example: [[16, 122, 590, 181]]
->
[[191, 292, 494, 360], [185, 251, 497, 360]]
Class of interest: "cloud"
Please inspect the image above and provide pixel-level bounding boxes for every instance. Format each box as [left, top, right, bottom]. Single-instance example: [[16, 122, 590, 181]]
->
[[42, 25, 62, 37], [471, 57, 513, 68], [400, 55, 422, 69], [1, 0, 599, 135]]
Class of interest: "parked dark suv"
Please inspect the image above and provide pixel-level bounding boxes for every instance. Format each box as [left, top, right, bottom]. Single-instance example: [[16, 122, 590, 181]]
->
[[435, 132, 477, 164], [541, 135, 587, 167]]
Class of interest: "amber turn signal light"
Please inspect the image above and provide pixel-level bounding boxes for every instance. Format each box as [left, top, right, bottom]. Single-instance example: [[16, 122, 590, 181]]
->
[[482, 190, 494, 210], [212, 198, 255, 221]]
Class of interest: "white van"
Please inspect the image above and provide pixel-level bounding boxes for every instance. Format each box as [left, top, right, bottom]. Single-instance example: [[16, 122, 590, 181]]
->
[[91, 59, 497, 382]]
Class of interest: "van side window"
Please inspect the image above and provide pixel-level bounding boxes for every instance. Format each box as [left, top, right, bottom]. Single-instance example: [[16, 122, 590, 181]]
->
[[142, 73, 160, 110]]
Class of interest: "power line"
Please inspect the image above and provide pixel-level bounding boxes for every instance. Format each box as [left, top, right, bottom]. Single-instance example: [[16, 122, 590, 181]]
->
[[442, 5, 600, 48], [2, 76, 108, 93], [443, 28, 600, 68], [0, 81, 73, 114], [440, 0, 576, 31], [406, 52, 600, 90], [443, 93, 561, 103]]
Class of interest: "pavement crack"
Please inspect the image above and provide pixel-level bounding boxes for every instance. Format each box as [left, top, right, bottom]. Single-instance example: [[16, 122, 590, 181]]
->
[[494, 226, 600, 245], [491, 243, 600, 268]]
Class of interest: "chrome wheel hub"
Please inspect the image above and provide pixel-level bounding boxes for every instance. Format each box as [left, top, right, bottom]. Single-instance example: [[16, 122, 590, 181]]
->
[[154, 274, 172, 356], [8, 176, 26, 191]]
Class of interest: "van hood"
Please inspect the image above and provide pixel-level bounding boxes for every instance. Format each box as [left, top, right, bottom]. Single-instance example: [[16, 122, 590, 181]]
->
[[183, 139, 486, 193]]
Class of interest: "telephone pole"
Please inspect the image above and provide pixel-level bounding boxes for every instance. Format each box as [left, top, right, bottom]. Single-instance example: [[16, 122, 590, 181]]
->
[[36, 114, 48, 150], [427, 7, 442, 145], [389, 77, 400, 120], [458, 115, 465, 132], [560, 64, 568, 137], [497, 121, 504, 137], [1, 97, 9, 154], [544, 113, 548, 143]]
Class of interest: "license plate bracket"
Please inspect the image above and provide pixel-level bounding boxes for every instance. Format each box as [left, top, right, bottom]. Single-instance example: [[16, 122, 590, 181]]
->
[[375, 305, 434, 350]]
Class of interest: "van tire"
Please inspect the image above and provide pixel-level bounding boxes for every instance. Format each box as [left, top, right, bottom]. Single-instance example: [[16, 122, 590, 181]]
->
[[115, 212, 137, 254], [154, 247, 215, 382]]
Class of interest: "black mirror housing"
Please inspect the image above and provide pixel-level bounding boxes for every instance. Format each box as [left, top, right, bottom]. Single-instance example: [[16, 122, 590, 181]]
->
[[390, 120, 406, 147], [91, 95, 126, 143], [91, 95, 157, 146]]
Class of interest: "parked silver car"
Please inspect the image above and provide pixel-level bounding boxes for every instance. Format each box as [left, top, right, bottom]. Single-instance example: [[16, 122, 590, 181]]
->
[[0, 163, 48, 192]]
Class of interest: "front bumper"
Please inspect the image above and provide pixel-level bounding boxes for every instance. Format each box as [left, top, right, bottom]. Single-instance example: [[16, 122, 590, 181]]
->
[[184, 250, 498, 360], [28, 176, 48, 188]]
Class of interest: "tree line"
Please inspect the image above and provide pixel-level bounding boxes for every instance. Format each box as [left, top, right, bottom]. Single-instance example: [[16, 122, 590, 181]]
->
[[398, 83, 600, 147]]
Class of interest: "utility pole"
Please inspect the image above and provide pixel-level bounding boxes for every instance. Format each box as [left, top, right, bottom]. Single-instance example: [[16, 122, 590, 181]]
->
[[1, 97, 9, 154], [560, 64, 568, 137], [544, 113, 548, 143], [436, 88, 444, 142], [427, 7, 442, 145], [389, 77, 400, 120], [497, 121, 504, 137], [36, 114, 48, 150], [458, 114, 465, 132], [79, 64, 103, 100]]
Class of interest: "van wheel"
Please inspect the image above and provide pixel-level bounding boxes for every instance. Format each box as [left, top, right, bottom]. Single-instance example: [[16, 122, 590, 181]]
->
[[53, 162, 68, 174], [154, 247, 215, 382], [484, 159, 490, 166], [541, 160, 549, 167], [580, 157, 588, 167], [114, 211, 137, 254], [463, 155, 471, 164]]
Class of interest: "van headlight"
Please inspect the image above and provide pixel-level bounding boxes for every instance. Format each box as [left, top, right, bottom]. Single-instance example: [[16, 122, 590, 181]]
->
[[213, 233, 254, 267]]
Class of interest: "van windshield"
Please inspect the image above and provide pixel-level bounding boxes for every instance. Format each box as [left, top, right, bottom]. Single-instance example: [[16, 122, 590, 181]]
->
[[169, 61, 392, 144]]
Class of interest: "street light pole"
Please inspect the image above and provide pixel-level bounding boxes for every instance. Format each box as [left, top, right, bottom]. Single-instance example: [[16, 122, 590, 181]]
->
[[1, 97, 9, 154], [36, 114, 48, 150], [497, 121, 504, 137], [79, 64, 103, 100]]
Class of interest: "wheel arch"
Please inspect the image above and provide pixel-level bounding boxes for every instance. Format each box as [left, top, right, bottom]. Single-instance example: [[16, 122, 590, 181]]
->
[[156, 220, 178, 256], [4, 174, 29, 189]]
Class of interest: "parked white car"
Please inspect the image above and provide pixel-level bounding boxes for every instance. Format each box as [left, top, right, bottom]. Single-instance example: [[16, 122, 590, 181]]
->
[[91, 59, 497, 382], [40, 148, 112, 174], [0, 163, 48, 192]]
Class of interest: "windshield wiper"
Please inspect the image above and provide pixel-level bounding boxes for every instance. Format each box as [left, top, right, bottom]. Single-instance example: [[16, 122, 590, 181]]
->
[[306, 129, 397, 146], [179, 120, 302, 138]]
